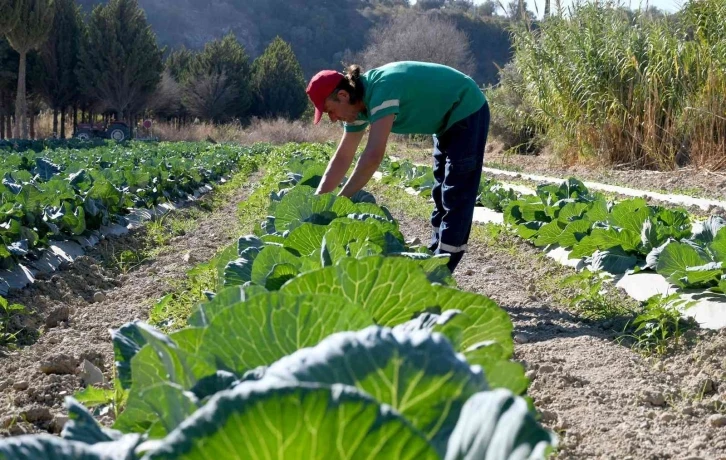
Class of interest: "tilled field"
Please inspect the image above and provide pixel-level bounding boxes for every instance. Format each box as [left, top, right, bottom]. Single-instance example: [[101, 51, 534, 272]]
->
[[0, 177, 256, 436], [1, 145, 726, 460]]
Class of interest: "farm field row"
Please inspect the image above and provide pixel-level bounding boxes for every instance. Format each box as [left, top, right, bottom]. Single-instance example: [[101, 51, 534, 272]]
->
[[377, 157, 726, 328], [0, 142, 270, 443], [2, 141, 725, 459], [478, 167, 726, 214], [0, 140, 264, 274], [365, 181, 726, 459], [0, 144, 555, 459]]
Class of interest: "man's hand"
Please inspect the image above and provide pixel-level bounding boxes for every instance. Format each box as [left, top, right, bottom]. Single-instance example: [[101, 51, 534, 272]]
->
[[338, 115, 394, 198], [316, 130, 365, 195]]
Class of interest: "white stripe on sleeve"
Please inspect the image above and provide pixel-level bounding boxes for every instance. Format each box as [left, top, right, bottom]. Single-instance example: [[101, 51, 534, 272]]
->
[[370, 99, 400, 116]]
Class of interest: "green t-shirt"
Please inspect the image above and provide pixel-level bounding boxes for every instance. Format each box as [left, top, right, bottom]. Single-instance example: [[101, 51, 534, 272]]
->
[[344, 61, 486, 135]]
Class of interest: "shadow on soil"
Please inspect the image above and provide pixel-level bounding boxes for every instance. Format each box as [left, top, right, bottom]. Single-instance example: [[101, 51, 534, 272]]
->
[[503, 304, 633, 344]]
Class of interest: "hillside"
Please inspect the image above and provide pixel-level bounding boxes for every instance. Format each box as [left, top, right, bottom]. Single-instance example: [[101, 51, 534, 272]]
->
[[76, 0, 512, 84]]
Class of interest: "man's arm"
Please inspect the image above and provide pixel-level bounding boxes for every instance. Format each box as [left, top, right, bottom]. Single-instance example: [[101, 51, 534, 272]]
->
[[316, 129, 365, 194], [338, 115, 394, 198]]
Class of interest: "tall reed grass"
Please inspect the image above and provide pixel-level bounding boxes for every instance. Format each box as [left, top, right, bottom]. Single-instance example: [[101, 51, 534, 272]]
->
[[510, 0, 726, 169]]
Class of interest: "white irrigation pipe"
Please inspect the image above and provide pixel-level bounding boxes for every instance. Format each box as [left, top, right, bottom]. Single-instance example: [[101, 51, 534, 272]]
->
[[482, 167, 726, 212]]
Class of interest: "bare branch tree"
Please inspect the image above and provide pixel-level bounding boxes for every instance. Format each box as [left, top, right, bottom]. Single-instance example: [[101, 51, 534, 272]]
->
[[182, 72, 238, 122], [359, 12, 476, 77], [148, 70, 182, 118]]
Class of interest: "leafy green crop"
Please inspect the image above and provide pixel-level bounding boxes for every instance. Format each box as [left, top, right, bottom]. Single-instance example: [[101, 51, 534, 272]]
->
[[380, 158, 436, 197], [0, 141, 264, 269], [0, 326, 553, 459], [221, 159, 450, 291], [378, 159, 521, 211], [0, 152, 556, 459], [0, 138, 109, 153], [382, 158, 724, 293], [469, 174, 726, 293], [477, 178, 519, 212]]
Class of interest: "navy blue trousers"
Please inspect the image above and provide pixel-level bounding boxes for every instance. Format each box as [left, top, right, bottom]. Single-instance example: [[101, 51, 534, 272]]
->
[[428, 102, 490, 272]]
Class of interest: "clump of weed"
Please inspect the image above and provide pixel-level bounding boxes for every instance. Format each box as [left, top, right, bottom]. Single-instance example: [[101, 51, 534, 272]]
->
[[620, 293, 699, 356], [114, 248, 148, 274], [144, 210, 201, 257], [0, 296, 28, 348], [559, 270, 636, 321], [72, 367, 128, 419]]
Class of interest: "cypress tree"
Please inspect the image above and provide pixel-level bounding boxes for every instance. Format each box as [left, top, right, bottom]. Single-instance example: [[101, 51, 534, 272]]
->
[[250, 36, 307, 120], [165, 46, 194, 82], [4, 0, 55, 139], [36, 0, 82, 138], [185, 33, 252, 121], [77, 0, 163, 123]]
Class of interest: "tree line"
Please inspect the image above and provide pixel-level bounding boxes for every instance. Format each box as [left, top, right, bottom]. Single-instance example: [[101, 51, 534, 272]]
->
[[0, 0, 308, 139], [71, 0, 513, 90], [0, 0, 515, 141]]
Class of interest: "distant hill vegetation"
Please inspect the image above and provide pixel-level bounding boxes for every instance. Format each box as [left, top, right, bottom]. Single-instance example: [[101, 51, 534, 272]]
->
[[75, 0, 512, 84]]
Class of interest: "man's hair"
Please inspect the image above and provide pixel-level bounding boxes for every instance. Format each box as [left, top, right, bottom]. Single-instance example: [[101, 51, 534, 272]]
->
[[329, 65, 365, 104]]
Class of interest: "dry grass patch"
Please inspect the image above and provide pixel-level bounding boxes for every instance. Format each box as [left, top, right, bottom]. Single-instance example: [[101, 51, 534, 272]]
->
[[154, 118, 341, 144]]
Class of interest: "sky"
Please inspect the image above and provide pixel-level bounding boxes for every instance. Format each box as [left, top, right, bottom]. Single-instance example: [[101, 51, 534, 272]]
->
[[476, 0, 684, 18]]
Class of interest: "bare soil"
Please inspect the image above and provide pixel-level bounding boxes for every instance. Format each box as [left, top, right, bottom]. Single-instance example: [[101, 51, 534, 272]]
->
[[0, 177, 256, 437], [387, 206, 726, 460]]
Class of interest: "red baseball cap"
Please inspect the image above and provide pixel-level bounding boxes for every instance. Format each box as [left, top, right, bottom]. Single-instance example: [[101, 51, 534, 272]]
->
[[306, 70, 344, 124]]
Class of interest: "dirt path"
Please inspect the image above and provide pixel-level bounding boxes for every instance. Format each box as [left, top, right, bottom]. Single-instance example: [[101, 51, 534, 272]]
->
[[388, 208, 726, 459], [0, 176, 257, 436]]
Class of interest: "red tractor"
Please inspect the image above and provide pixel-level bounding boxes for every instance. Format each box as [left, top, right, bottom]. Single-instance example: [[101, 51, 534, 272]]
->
[[74, 120, 131, 142]]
